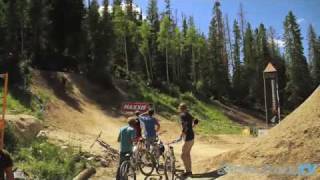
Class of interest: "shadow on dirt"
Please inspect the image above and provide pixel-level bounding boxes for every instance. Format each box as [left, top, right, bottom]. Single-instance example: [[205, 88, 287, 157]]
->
[[39, 71, 83, 112], [142, 168, 226, 180], [68, 74, 124, 117]]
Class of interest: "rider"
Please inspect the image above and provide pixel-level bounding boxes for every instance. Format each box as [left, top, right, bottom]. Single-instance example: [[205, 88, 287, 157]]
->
[[139, 109, 160, 150], [134, 111, 142, 139], [178, 103, 198, 177], [0, 149, 14, 180], [116, 117, 137, 180]]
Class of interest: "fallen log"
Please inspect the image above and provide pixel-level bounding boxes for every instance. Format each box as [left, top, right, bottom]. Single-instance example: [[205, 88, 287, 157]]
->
[[73, 167, 96, 180]]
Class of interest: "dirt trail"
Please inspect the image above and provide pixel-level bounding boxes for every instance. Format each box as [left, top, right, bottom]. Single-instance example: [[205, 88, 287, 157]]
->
[[32, 71, 252, 179]]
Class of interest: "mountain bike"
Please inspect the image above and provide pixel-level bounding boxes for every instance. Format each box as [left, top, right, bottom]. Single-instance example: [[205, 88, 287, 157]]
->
[[149, 136, 166, 175], [136, 138, 155, 176], [119, 153, 137, 180], [164, 137, 182, 180]]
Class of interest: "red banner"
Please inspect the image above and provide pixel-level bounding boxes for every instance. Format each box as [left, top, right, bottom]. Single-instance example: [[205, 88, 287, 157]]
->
[[121, 102, 151, 113]]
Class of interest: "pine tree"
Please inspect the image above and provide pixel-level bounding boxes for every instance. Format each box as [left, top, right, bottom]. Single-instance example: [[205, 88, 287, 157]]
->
[[267, 26, 287, 108], [238, 3, 246, 39], [243, 23, 256, 102], [0, 0, 5, 26], [255, 24, 270, 105], [5, 0, 31, 85], [232, 20, 243, 102], [164, 0, 171, 18], [185, 18, 198, 85], [0, 0, 6, 66], [147, 0, 159, 79], [284, 11, 313, 108], [182, 15, 188, 37], [29, 0, 50, 63], [308, 25, 320, 86], [49, 0, 85, 56], [208, 1, 230, 98], [171, 27, 183, 82], [113, 0, 122, 6]]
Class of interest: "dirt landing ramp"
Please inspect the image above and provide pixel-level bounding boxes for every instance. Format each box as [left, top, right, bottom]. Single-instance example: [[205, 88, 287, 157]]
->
[[207, 86, 320, 180]]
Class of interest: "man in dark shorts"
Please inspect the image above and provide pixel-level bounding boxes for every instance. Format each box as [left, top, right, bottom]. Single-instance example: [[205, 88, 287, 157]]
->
[[178, 103, 198, 177], [0, 149, 14, 180]]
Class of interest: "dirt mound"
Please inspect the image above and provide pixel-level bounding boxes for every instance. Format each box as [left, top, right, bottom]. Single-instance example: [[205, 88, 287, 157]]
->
[[205, 86, 320, 180]]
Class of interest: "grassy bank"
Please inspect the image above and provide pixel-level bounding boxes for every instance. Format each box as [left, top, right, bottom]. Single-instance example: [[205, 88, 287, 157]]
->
[[127, 78, 242, 135], [2, 89, 86, 180]]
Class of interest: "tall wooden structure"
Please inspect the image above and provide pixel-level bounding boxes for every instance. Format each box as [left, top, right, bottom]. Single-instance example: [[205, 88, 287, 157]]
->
[[263, 63, 281, 127]]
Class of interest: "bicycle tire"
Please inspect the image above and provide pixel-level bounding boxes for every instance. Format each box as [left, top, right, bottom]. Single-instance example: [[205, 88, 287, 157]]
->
[[120, 160, 129, 180], [139, 150, 155, 176], [164, 155, 175, 180], [120, 160, 136, 180]]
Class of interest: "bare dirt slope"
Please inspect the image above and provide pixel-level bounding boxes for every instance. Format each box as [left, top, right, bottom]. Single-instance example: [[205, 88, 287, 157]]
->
[[31, 71, 251, 179], [206, 86, 320, 180]]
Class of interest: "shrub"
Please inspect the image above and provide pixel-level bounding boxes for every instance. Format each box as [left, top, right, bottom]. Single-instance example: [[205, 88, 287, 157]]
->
[[4, 123, 19, 152], [15, 140, 85, 180]]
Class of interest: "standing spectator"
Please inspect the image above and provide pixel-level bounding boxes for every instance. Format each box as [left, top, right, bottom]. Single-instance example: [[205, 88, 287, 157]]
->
[[116, 117, 137, 180], [0, 149, 14, 180], [178, 103, 198, 177]]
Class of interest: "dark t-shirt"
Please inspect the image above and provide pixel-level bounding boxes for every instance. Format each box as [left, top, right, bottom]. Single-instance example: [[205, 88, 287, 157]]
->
[[0, 150, 13, 180], [134, 118, 142, 138], [180, 112, 194, 141]]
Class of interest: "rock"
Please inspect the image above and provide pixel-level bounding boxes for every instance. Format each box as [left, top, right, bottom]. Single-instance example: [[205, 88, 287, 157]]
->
[[87, 157, 95, 161], [13, 168, 29, 180], [100, 159, 109, 167], [6, 114, 43, 141], [36, 130, 48, 138]]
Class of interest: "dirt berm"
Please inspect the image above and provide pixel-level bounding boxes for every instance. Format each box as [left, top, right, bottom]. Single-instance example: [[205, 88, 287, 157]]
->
[[204, 86, 320, 180]]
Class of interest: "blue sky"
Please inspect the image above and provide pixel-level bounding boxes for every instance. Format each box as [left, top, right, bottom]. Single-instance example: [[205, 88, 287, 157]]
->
[[97, 0, 320, 56]]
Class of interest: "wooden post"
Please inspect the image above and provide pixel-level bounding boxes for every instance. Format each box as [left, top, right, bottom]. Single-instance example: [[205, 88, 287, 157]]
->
[[0, 73, 8, 150], [263, 73, 268, 128], [276, 76, 281, 124]]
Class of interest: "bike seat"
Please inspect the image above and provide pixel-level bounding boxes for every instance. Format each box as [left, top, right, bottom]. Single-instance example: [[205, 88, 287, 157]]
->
[[125, 153, 131, 157]]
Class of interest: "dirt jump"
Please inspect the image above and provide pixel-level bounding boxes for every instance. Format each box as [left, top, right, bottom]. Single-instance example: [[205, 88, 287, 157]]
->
[[31, 71, 319, 179]]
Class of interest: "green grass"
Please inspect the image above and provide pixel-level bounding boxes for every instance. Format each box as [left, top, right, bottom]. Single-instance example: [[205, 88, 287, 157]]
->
[[129, 79, 242, 135], [14, 139, 87, 180], [5, 124, 87, 180], [0, 88, 49, 119]]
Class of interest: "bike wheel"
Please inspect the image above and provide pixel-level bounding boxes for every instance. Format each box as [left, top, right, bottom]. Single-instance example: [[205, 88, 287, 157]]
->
[[120, 160, 129, 180], [139, 150, 155, 176], [156, 154, 166, 175], [164, 156, 175, 180], [120, 160, 136, 180]]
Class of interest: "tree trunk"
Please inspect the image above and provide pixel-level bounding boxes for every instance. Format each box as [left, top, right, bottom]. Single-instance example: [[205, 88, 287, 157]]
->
[[123, 36, 129, 76], [192, 45, 196, 84], [166, 46, 170, 83], [143, 55, 151, 81], [148, 51, 153, 80], [21, 25, 24, 54]]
